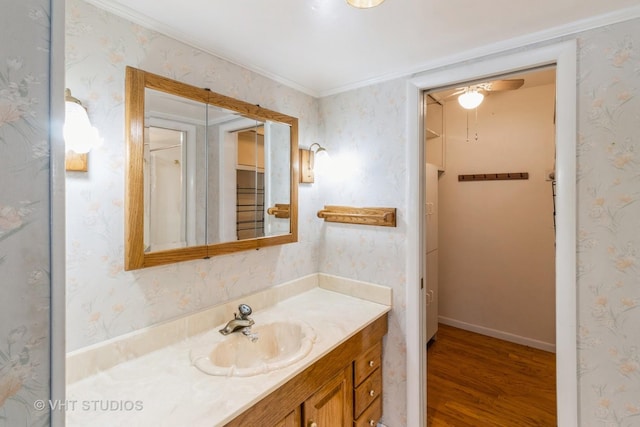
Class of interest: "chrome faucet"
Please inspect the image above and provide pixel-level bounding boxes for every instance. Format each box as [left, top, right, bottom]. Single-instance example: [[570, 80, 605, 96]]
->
[[219, 304, 256, 339]]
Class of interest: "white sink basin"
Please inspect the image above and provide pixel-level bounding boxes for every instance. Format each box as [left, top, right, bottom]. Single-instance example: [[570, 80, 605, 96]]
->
[[190, 321, 316, 377]]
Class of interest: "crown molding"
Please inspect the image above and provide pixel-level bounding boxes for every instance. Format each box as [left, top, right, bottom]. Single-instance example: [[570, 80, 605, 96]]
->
[[83, 0, 639, 98], [318, 4, 640, 97], [82, 0, 320, 97]]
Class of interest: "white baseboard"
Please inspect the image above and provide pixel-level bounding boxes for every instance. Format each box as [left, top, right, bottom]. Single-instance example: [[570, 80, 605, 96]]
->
[[438, 316, 556, 353]]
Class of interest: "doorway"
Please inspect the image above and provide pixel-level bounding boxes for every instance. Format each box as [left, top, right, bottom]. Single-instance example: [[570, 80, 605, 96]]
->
[[406, 41, 578, 427], [424, 66, 558, 424]]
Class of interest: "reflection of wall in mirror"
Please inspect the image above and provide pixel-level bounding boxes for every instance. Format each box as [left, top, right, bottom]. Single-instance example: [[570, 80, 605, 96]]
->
[[237, 129, 264, 171], [265, 122, 292, 236], [207, 121, 222, 243], [207, 121, 235, 243]]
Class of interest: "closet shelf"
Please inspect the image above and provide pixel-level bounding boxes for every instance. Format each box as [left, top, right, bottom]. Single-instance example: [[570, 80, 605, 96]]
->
[[317, 206, 396, 227], [426, 128, 441, 139]]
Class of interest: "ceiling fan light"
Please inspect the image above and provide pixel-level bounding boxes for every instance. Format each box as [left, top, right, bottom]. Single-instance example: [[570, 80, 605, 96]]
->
[[346, 0, 385, 8], [458, 90, 484, 109]]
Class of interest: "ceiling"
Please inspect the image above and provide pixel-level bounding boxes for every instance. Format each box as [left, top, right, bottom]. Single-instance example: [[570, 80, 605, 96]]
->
[[89, 0, 639, 96]]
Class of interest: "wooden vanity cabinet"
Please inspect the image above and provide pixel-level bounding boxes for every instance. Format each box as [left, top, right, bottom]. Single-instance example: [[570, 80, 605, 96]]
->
[[353, 342, 383, 427], [274, 408, 301, 427], [225, 313, 387, 427], [303, 367, 353, 427]]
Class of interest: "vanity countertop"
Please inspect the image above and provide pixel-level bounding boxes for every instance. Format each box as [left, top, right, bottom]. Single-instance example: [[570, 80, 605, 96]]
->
[[65, 287, 390, 426]]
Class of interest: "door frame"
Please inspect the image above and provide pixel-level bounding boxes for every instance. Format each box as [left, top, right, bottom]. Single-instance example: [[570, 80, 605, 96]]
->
[[405, 40, 577, 427], [51, 0, 67, 426]]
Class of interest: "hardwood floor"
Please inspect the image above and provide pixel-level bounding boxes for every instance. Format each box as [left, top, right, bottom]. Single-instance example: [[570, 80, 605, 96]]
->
[[427, 324, 556, 427]]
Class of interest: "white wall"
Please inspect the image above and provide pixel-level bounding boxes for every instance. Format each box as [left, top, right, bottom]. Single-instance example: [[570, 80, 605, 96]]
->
[[65, 0, 322, 352], [319, 80, 409, 425], [437, 84, 557, 348]]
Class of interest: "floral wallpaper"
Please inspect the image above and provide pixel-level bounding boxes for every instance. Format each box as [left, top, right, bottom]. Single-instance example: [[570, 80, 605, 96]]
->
[[318, 18, 640, 427], [0, 1, 51, 426], [65, 0, 321, 351], [319, 81, 409, 426], [576, 19, 640, 427]]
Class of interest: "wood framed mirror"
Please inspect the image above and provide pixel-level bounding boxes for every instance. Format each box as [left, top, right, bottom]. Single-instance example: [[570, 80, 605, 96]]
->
[[125, 66, 298, 270]]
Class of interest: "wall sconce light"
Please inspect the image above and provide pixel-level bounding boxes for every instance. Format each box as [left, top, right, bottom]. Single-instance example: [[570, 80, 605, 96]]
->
[[458, 88, 484, 110], [64, 88, 102, 171], [299, 143, 329, 183], [347, 0, 385, 8]]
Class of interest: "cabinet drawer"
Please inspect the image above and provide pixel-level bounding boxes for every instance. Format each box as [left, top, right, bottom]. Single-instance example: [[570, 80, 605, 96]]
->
[[353, 342, 382, 386], [354, 367, 382, 418], [353, 396, 382, 427]]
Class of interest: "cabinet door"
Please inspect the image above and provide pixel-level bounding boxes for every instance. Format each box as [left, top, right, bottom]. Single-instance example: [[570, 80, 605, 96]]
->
[[303, 367, 353, 427], [274, 407, 301, 427]]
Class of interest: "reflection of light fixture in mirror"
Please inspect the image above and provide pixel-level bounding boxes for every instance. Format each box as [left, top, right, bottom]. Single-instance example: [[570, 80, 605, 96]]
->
[[299, 143, 329, 183], [64, 88, 102, 171], [458, 89, 484, 109], [346, 0, 385, 8]]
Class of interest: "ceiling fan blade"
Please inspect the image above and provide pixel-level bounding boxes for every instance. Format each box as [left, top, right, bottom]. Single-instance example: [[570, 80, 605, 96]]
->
[[485, 79, 525, 91], [441, 88, 466, 100]]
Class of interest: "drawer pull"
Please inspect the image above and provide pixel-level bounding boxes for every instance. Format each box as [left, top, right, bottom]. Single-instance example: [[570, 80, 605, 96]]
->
[[369, 420, 376, 427], [368, 360, 375, 367], [308, 422, 318, 427], [369, 389, 375, 397]]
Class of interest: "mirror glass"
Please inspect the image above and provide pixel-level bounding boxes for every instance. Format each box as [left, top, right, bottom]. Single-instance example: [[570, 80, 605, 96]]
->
[[144, 88, 207, 252], [207, 113, 292, 244], [126, 66, 298, 270]]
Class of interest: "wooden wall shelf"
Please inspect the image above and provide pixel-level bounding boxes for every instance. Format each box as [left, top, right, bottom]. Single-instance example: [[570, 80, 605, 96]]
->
[[266, 204, 290, 218], [317, 206, 396, 227]]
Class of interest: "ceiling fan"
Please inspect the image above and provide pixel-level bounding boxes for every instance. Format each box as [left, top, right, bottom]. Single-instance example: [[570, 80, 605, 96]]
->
[[449, 79, 525, 109]]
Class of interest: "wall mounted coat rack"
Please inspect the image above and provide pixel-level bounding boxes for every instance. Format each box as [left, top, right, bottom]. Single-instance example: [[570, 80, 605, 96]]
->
[[458, 172, 529, 182], [317, 205, 396, 227]]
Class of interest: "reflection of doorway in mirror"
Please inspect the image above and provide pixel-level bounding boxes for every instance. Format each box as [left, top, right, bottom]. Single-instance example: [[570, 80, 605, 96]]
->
[[143, 119, 197, 252], [216, 117, 290, 242], [148, 127, 184, 249]]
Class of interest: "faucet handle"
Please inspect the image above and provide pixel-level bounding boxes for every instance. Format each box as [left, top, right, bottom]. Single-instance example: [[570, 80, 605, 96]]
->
[[237, 304, 252, 319]]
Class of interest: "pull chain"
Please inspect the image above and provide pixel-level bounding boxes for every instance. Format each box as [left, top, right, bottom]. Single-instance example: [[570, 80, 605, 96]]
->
[[466, 110, 470, 143], [474, 107, 479, 142]]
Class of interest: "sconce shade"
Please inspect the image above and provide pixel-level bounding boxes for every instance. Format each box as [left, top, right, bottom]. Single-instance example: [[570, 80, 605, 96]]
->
[[313, 146, 330, 172], [346, 0, 385, 8], [64, 89, 102, 154], [458, 89, 484, 110], [299, 143, 329, 183]]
